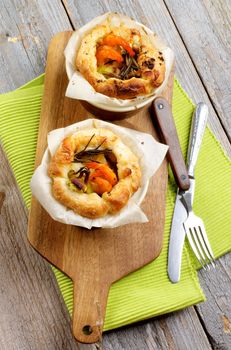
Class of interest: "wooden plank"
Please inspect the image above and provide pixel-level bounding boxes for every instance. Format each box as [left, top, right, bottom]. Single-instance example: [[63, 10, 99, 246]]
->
[[164, 0, 231, 140], [0, 0, 71, 93], [62, 0, 231, 158], [0, 144, 83, 350], [196, 256, 231, 349], [103, 308, 212, 350]]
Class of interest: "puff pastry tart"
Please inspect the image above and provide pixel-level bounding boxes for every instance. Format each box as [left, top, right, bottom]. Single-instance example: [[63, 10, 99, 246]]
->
[[48, 128, 141, 219], [76, 23, 166, 99]]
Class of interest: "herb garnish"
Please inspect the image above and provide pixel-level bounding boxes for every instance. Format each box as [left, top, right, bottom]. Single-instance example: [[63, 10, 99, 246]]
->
[[73, 134, 112, 163], [120, 53, 140, 80]]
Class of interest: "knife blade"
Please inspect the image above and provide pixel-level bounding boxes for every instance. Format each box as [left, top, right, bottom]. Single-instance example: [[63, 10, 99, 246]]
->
[[168, 103, 208, 283], [168, 180, 195, 282]]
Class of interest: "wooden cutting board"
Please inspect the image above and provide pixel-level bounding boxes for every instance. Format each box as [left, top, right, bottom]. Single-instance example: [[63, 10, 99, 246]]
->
[[27, 31, 174, 344]]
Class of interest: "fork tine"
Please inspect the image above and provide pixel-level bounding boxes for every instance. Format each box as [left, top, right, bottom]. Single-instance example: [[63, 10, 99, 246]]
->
[[185, 227, 207, 269], [192, 227, 208, 262], [181, 190, 216, 270], [193, 227, 213, 266], [198, 222, 215, 260], [198, 225, 216, 268]]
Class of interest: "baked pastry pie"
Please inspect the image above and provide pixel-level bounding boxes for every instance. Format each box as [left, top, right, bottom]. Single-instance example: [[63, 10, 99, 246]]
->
[[48, 128, 141, 219], [76, 23, 166, 99]]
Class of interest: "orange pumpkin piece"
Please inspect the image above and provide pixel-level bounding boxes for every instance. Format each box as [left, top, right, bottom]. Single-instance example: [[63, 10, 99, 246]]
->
[[86, 162, 117, 195], [87, 162, 117, 185], [102, 34, 135, 57], [96, 45, 123, 66], [90, 177, 112, 195]]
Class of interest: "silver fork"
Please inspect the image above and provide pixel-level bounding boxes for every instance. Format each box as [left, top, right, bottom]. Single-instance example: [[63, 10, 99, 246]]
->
[[181, 103, 215, 269], [182, 192, 215, 269]]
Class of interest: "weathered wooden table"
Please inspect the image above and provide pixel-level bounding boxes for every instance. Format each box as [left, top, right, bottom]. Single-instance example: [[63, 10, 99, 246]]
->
[[0, 1, 231, 349]]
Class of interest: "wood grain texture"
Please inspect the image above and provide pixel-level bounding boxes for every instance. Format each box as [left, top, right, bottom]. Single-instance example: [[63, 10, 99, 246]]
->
[[0, 0, 230, 349], [0, 144, 82, 350], [27, 31, 169, 344], [103, 308, 212, 350], [0, 0, 71, 93], [196, 255, 231, 349], [164, 0, 231, 140]]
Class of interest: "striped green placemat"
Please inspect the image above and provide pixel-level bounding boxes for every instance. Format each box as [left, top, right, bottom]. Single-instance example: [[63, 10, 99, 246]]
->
[[0, 75, 230, 331]]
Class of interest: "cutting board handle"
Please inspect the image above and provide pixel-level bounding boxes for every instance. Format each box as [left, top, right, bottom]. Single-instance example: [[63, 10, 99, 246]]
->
[[72, 278, 110, 344]]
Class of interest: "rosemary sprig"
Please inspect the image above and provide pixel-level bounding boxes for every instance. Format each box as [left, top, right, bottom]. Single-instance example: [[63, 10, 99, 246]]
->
[[82, 133, 95, 151], [103, 72, 121, 79], [120, 54, 140, 80], [73, 135, 112, 163], [120, 55, 133, 79], [94, 137, 107, 150], [131, 56, 139, 69]]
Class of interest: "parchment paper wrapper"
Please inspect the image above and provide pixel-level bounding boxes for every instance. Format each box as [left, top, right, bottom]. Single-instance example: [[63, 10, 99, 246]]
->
[[64, 13, 175, 109], [30, 119, 168, 229]]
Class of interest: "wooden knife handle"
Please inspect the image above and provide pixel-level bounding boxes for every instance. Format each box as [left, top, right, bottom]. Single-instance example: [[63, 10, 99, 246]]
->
[[152, 97, 190, 191]]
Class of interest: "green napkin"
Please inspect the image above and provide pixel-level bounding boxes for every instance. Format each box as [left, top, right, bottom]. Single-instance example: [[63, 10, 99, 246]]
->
[[0, 75, 230, 331]]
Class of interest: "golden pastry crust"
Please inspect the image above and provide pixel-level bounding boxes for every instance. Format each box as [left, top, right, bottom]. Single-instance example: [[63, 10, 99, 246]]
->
[[76, 24, 165, 99], [48, 128, 141, 219]]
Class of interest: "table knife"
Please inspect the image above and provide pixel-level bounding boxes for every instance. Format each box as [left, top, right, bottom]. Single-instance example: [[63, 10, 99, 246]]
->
[[168, 102, 208, 282], [152, 97, 191, 282]]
